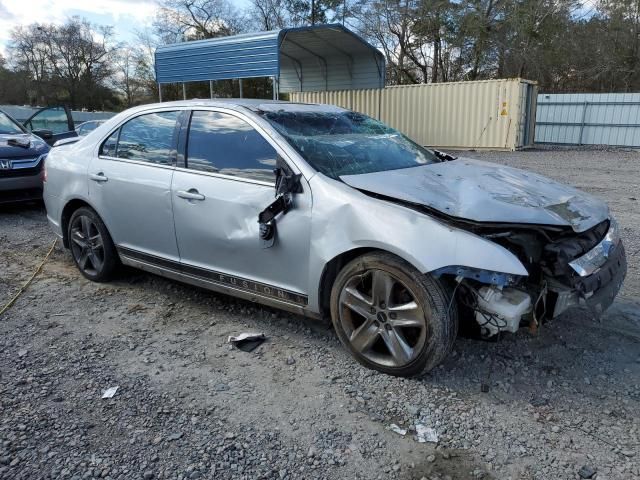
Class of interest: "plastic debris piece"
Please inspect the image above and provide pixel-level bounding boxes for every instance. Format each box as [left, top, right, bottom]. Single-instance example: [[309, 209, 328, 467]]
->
[[101, 386, 119, 399], [389, 424, 407, 436], [227, 333, 266, 352], [415, 424, 438, 443]]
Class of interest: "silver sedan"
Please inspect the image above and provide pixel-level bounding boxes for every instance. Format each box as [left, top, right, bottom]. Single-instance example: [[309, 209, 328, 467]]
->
[[43, 100, 626, 376]]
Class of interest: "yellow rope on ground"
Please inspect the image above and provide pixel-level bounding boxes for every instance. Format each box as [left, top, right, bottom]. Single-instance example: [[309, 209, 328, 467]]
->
[[0, 239, 57, 318]]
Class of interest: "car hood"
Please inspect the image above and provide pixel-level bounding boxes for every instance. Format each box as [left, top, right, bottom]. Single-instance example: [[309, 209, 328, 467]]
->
[[340, 158, 609, 232], [0, 133, 49, 158]]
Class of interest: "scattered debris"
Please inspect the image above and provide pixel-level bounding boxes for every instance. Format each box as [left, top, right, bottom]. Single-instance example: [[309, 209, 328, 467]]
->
[[578, 465, 597, 479], [415, 424, 438, 443], [286, 355, 296, 365], [17, 349, 28, 358], [530, 396, 550, 407], [127, 304, 147, 314], [101, 386, 119, 399], [227, 333, 266, 352], [167, 432, 183, 442], [389, 424, 407, 436]]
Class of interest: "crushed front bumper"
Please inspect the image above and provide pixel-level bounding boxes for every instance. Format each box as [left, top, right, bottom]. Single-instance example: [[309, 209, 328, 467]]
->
[[578, 241, 627, 314], [551, 240, 627, 317]]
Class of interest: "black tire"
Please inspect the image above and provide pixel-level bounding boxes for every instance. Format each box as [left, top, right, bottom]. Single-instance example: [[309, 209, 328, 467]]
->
[[67, 206, 118, 282], [330, 252, 458, 377]]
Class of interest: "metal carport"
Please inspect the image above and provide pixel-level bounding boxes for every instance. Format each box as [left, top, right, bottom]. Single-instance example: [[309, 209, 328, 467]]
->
[[154, 24, 385, 100]]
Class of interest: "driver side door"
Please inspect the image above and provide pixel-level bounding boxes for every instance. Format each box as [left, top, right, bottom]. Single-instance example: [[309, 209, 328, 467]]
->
[[23, 106, 76, 146], [171, 109, 312, 307]]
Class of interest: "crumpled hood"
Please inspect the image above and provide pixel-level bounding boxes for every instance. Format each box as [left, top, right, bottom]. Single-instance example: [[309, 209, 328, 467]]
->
[[0, 133, 48, 158], [340, 158, 609, 232]]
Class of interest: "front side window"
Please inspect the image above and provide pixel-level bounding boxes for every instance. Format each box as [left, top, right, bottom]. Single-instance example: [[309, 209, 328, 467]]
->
[[0, 111, 25, 135], [186, 111, 277, 183], [109, 111, 179, 165], [259, 110, 438, 179]]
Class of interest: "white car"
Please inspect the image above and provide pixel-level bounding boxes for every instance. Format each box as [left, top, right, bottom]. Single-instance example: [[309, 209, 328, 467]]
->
[[42, 100, 627, 376]]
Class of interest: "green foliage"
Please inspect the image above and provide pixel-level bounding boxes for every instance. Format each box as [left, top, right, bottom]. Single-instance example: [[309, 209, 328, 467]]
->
[[352, 0, 640, 92], [3, 0, 639, 110]]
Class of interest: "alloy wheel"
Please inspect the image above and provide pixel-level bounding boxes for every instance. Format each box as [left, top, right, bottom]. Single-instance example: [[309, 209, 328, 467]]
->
[[70, 215, 105, 276], [338, 269, 428, 368]]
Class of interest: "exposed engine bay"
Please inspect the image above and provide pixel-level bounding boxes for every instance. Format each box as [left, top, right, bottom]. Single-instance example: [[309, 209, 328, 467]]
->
[[340, 157, 627, 339], [434, 217, 627, 337]]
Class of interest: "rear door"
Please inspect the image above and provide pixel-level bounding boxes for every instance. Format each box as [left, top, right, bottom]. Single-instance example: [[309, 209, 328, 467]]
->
[[23, 106, 76, 146], [88, 109, 182, 262], [171, 109, 312, 305]]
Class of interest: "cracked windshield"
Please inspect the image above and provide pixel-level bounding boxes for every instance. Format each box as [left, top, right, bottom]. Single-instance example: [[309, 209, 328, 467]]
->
[[260, 110, 438, 179]]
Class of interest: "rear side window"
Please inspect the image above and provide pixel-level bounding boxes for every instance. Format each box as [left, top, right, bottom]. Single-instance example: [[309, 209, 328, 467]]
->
[[100, 111, 179, 166], [186, 111, 277, 183], [101, 130, 119, 157]]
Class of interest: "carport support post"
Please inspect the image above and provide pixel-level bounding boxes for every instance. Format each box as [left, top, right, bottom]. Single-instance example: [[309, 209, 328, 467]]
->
[[209, 80, 214, 99], [239, 79, 243, 98], [272, 76, 278, 100], [158, 84, 162, 103], [182, 83, 187, 100]]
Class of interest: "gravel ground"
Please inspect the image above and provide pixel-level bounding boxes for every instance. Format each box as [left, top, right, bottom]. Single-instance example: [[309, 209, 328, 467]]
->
[[0, 148, 639, 480]]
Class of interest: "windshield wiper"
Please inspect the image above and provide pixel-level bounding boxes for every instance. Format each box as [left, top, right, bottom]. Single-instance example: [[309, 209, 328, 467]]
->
[[433, 149, 457, 161], [7, 137, 31, 148]]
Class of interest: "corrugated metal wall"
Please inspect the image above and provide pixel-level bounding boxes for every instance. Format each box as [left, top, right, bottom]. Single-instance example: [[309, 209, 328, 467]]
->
[[291, 79, 536, 150], [535, 93, 640, 147]]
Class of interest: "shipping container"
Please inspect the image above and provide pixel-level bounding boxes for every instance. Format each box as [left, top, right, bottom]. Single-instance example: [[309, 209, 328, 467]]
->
[[291, 78, 537, 151]]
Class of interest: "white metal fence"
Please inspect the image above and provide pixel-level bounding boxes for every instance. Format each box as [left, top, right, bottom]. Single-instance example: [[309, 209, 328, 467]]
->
[[535, 93, 640, 147], [292, 79, 537, 151]]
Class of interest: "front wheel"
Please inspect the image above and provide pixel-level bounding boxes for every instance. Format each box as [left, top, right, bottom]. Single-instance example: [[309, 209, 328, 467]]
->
[[68, 207, 118, 282], [330, 252, 457, 377]]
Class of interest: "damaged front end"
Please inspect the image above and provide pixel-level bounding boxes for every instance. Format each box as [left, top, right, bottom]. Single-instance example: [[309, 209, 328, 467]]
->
[[434, 218, 627, 338]]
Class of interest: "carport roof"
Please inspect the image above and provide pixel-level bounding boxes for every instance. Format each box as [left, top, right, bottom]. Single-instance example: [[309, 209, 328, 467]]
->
[[154, 24, 385, 93]]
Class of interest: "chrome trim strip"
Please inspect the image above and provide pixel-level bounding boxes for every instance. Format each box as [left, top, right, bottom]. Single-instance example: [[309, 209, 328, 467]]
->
[[97, 155, 175, 170], [1, 154, 45, 170], [173, 166, 274, 187]]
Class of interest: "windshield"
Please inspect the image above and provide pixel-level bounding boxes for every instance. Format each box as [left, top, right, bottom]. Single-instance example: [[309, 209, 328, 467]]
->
[[0, 111, 26, 135], [259, 110, 437, 179]]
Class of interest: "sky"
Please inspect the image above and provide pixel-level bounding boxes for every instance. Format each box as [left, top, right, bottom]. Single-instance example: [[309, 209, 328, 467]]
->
[[0, 0, 160, 57]]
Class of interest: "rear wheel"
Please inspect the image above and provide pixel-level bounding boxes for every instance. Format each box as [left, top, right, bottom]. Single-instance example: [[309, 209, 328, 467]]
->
[[68, 207, 118, 282], [330, 252, 457, 377]]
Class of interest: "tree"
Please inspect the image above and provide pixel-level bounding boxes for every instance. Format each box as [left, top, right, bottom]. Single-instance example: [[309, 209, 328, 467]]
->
[[8, 17, 117, 109], [113, 45, 145, 107], [153, 0, 247, 43]]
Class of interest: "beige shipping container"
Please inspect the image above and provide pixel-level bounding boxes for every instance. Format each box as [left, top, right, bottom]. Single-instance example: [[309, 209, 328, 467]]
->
[[291, 78, 537, 151]]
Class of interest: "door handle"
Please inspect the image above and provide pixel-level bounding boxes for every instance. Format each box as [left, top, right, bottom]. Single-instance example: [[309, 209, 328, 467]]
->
[[176, 189, 205, 201], [89, 172, 108, 183]]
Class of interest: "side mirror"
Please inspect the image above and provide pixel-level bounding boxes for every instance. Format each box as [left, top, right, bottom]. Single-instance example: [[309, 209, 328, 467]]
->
[[32, 129, 54, 140], [258, 157, 302, 248]]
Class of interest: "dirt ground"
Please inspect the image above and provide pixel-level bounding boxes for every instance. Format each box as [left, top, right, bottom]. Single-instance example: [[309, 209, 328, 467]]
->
[[0, 148, 639, 480]]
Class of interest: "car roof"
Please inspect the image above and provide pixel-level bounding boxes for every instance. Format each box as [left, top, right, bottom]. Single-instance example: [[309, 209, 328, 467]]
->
[[125, 99, 348, 115]]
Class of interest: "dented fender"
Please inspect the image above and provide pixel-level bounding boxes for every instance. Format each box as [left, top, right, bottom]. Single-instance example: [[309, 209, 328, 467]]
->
[[305, 175, 528, 312]]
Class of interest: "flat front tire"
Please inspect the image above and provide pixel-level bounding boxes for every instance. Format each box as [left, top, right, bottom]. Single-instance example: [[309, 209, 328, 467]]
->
[[68, 207, 118, 282], [330, 252, 457, 377]]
